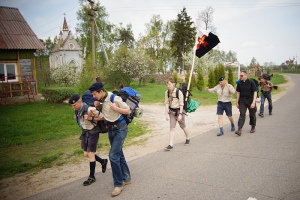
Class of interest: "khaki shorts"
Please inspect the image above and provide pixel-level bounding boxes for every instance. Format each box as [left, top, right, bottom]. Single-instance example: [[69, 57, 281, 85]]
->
[[169, 111, 186, 129]]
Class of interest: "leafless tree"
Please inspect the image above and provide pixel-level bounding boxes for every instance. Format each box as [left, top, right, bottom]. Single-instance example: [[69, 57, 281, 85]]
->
[[197, 6, 216, 33]]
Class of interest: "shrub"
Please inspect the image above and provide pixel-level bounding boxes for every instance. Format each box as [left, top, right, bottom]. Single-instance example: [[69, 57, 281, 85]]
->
[[196, 69, 204, 91], [51, 65, 80, 87], [148, 77, 155, 83], [41, 87, 76, 103]]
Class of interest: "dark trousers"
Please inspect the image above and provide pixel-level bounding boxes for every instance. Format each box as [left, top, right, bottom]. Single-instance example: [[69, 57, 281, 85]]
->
[[238, 98, 257, 129]]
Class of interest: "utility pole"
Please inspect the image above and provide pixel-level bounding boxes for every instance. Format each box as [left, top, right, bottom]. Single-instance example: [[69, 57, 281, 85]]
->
[[87, 0, 96, 78]]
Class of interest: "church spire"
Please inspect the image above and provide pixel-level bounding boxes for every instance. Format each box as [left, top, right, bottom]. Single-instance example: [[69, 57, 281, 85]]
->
[[62, 16, 68, 31]]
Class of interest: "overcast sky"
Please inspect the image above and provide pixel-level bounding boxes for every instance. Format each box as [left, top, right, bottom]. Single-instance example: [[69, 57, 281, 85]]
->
[[1, 0, 300, 66]]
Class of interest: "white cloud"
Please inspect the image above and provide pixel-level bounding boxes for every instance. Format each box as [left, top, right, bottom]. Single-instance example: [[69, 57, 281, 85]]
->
[[242, 41, 257, 47]]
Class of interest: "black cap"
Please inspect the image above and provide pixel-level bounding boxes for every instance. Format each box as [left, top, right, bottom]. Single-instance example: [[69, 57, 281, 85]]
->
[[69, 94, 80, 104], [89, 82, 104, 92], [218, 77, 225, 82]]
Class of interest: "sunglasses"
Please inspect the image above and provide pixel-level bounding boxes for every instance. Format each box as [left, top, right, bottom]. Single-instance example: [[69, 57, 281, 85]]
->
[[240, 75, 244, 77]]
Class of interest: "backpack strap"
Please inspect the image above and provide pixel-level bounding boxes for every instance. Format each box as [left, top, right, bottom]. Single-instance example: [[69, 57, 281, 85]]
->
[[109, 93, 126, 123], [167, 88, 179, 99], [110, 93, 116, 103]]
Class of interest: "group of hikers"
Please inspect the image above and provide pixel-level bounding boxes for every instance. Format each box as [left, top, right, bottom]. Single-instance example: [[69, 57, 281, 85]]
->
[[68, 71, 274, 197]]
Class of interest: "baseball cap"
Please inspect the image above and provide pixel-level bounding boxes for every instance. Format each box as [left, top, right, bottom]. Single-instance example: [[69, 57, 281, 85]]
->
[[218, 77, 225, 82]]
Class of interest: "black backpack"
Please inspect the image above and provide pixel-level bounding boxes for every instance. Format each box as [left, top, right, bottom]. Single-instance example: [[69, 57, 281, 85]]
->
[[167, 82, 191, 112], [111, 87, 141, 124], [80, 90, 108, 133], [262, 73, 272, 81]]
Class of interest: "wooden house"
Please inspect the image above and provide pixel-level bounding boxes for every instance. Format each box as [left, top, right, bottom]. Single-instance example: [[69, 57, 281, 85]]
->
[[0, 6, 44, 104]]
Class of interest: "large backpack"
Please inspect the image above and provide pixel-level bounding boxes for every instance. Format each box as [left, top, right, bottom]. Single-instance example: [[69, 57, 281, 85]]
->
[[262, 73, 272, 81], [111, 87, 141, 124], [80, 90, 108, 133], [167, 82, 191, 112]]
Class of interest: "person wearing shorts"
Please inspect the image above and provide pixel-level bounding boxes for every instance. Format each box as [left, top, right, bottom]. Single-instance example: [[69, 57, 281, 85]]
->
[[69, 94, 108, 186], [205, 77, 236, 136], [164, 78, 190, 150]]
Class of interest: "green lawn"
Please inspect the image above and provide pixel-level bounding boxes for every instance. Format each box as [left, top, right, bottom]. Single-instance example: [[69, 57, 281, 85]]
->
[[0, 73, 287, 179]]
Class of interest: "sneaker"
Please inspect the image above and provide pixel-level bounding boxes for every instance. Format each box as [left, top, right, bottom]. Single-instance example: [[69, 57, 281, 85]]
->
[[217, 132, 224, 136], [102, 159, 108, 173], [258, 113, 264, 117], [111, 186, 124, 197], [83, 176, 96, 186], [165, 145, 173, 151], [185, 139, 190, 145]]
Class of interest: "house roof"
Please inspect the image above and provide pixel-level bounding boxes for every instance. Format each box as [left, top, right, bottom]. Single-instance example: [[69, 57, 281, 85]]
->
[[0, 6, 44, 50]]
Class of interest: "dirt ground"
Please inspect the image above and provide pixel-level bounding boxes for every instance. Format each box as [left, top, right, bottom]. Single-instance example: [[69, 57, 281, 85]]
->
[[0, 78, 292, 200]]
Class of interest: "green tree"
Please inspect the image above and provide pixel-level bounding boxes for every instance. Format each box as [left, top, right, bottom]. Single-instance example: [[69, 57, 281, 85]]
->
[[213, 66, 219, 85], [208, 68, 215, 88], [185, 73, 196, 91], [171, 7, 196, 72], [196, 69, 204, 91], [227, 66, 234, 86], [137, 15, 173, 74], [173, 73, 179, 84], [116, 24, 135, 48], [76, 0, 115, 70]]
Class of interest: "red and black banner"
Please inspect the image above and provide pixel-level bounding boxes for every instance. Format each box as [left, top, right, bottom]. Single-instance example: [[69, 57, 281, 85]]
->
[[195, 32, 220, 58]]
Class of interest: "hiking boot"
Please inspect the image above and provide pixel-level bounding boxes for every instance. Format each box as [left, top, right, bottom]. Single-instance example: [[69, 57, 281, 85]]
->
[[185, 139, 190, 145], [102, 159, 108, 173], [250, 126, 256, 133], [235, 128, 242, 136], [258, 113, 264, 117], [83, 176, 96, 186], [217, 132, 224, 136], [165, 145, 173, 151], [111, 186, 124, 197]]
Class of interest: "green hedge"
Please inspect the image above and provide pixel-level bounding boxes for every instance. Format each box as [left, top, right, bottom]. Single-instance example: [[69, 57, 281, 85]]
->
[[41, 87, 76, 103]]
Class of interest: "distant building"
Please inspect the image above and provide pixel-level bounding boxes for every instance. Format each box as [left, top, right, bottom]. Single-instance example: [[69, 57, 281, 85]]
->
[[49, 17, 83, 72], [282, 58, 295, 65], [0, 6, 44, 98]]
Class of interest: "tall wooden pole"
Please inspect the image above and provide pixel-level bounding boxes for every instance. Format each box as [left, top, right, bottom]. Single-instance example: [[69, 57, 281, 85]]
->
[[88, 0, 96, 78]]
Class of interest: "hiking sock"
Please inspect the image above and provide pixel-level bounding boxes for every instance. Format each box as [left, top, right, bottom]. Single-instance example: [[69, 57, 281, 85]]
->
[[89, 161, 96, 178], [95, 154, 104, 164], [219, 127, 224, 133]]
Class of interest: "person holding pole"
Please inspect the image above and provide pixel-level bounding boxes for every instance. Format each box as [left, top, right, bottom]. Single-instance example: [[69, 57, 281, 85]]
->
[[205, 77, 236, 136], [164, 78, 190, 150]]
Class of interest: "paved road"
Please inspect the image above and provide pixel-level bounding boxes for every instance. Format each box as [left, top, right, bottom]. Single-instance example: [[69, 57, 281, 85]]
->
[[26, 74, 300, 200]]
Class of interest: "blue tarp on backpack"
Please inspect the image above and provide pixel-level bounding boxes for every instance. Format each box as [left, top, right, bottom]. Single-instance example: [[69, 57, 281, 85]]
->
[[82, 90, 96, 106], [111, 87, 142, 124]]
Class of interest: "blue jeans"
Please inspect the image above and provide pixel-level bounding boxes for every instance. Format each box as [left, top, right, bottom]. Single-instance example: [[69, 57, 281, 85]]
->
[[108, 123, 131, 187], [259, 92, 272, 114]]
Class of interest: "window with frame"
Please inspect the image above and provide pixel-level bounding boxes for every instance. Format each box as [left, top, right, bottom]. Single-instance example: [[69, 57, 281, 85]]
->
[[0, 63, 18, 82]]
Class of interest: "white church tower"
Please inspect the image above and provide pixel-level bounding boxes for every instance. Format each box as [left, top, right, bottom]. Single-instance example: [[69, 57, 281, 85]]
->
[[49, 17, 83, 72]]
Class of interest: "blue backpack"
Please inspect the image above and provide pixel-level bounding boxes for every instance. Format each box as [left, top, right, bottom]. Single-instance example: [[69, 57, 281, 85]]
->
[[111, 87, 141, 124]]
